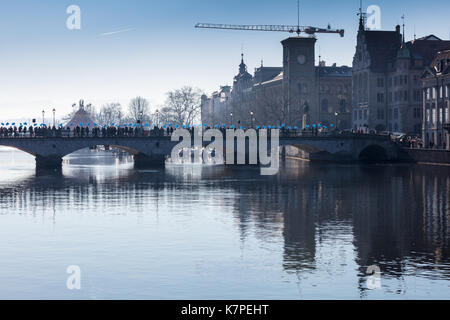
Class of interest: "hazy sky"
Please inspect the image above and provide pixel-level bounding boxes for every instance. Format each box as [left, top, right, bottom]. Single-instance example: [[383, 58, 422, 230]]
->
[[1, 0, 449, 120]]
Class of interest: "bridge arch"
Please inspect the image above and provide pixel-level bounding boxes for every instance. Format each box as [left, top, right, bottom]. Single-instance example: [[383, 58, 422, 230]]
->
[[0, 138, 171, 169], [358, 144, 388, 162]]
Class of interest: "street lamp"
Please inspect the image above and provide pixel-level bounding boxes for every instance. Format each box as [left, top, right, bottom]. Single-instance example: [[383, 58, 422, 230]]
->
[[334, 112, 339, 131], [42, 110, 45, 125], [250, 111, 254, 128], [155, 109, 160, 127], [52, 108, 56, 127], [230, 112, 233, 126]]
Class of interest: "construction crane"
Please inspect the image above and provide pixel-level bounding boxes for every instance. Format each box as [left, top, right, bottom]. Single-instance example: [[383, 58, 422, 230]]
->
[[195, 23, 344, 38], [195, 1, 344, 38]]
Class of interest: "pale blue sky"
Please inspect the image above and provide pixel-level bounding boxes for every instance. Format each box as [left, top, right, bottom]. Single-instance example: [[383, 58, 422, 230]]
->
[[0, 0, 449, 120]]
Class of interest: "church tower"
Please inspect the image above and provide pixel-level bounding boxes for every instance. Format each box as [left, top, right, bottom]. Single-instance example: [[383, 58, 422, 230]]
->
[[282, 37, 317, 127]]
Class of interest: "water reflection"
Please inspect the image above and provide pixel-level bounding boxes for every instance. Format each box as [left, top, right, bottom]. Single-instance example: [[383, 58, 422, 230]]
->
[[0, 148, 449, 299]]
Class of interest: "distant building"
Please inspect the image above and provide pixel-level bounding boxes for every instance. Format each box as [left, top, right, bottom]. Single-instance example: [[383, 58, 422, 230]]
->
[[421, 50, 450, 149], [201, 38, 352, 129], [65, 100, 96, 129], [352, 16, 450, 134], [200, 86, 231, 126]]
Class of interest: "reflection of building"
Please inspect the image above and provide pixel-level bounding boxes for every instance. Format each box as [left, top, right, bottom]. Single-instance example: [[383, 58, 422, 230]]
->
[[352, 15, 450, 134], [201, 38, 352, 129], [421, 50, 450, 149]]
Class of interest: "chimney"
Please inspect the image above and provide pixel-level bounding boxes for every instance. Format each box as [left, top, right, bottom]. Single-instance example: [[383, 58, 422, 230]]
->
[[396, 25, 401, 33]]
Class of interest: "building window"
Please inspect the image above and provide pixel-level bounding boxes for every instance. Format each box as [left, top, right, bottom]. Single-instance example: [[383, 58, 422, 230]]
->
[[432, 106, 436, 123], [445, 104, 449, 123], [354, 110, 357, 120], [321, 99, 329, 113], [404, 75, 408, 85], [404, 91, 408, 101], [377, 78, 384, 88], [359, 110, 362, 120], [377, 93, 384, 103], [413, 108, 422, 119], [363, 110, 368, 120], [413, 90, 422, 102], [414, 124, 421, 132], [339, 99, 347, 113]]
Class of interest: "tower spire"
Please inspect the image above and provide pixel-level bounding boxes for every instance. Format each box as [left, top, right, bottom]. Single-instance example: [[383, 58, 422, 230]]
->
[[239, 51, 247, 74], [401, 15, 406, 43], [358, 0, 366, 32]]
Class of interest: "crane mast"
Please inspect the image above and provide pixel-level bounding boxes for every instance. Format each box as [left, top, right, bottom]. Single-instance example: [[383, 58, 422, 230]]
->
[[195, 23, 344, 38]]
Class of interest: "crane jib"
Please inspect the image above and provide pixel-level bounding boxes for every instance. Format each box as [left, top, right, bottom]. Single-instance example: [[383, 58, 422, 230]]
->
[[195, 23, 345, 37]]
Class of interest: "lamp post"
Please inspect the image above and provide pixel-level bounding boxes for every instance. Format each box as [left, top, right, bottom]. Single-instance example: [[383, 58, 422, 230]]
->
[[139, 110, 144, 136], [334, 112, 339, 131], [230, 112, 233, 127], [52, 108, 56, 127], [155, 109, 160, 127], [250, 111, 254, 128], [42, 110, 45, 126]]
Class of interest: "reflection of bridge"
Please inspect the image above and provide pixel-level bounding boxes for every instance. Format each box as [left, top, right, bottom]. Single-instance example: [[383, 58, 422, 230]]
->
[[0, 134, 401, 169]]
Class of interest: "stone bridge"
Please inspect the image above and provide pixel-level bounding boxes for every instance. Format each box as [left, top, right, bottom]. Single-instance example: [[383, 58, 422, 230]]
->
[[279, 135, 399, 162], [0, 134, 401, 169]]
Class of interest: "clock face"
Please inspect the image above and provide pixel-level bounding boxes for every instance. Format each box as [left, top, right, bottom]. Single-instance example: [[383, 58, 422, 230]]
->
[[297, 54, 306, 65]]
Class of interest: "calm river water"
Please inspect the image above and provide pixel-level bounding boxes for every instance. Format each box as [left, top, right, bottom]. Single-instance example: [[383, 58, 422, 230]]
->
[[0, 147, 449, 299]]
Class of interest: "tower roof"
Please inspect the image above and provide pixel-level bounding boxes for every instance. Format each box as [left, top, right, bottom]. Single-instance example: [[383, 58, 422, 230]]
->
[[234, 53, 252, 82], [65, 105, 96, 128]]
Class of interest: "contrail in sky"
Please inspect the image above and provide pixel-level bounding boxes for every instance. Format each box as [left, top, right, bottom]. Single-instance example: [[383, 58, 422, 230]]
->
[[100, 28, 135, 36]]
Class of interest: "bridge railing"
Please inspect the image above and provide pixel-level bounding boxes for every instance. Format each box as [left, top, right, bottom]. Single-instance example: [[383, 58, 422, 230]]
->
[[0, 127, 388, 140], [0, 128, 171, 139]]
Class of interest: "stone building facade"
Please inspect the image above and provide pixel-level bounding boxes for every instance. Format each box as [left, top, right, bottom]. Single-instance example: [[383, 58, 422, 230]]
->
[[201, 38, 352, 130], [422, 50, 450, 150], [200, 85, 231, 126], [352, 17, 450, 134]]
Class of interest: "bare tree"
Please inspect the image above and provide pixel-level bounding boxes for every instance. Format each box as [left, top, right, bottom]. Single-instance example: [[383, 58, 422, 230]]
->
[[128, 96, 150, 123], [97, 103, 123, 125], [162, 86, 202, 126]]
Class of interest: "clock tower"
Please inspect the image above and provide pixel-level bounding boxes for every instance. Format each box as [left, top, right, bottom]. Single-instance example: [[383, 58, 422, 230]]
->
[[282, 37, 317, 127]]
